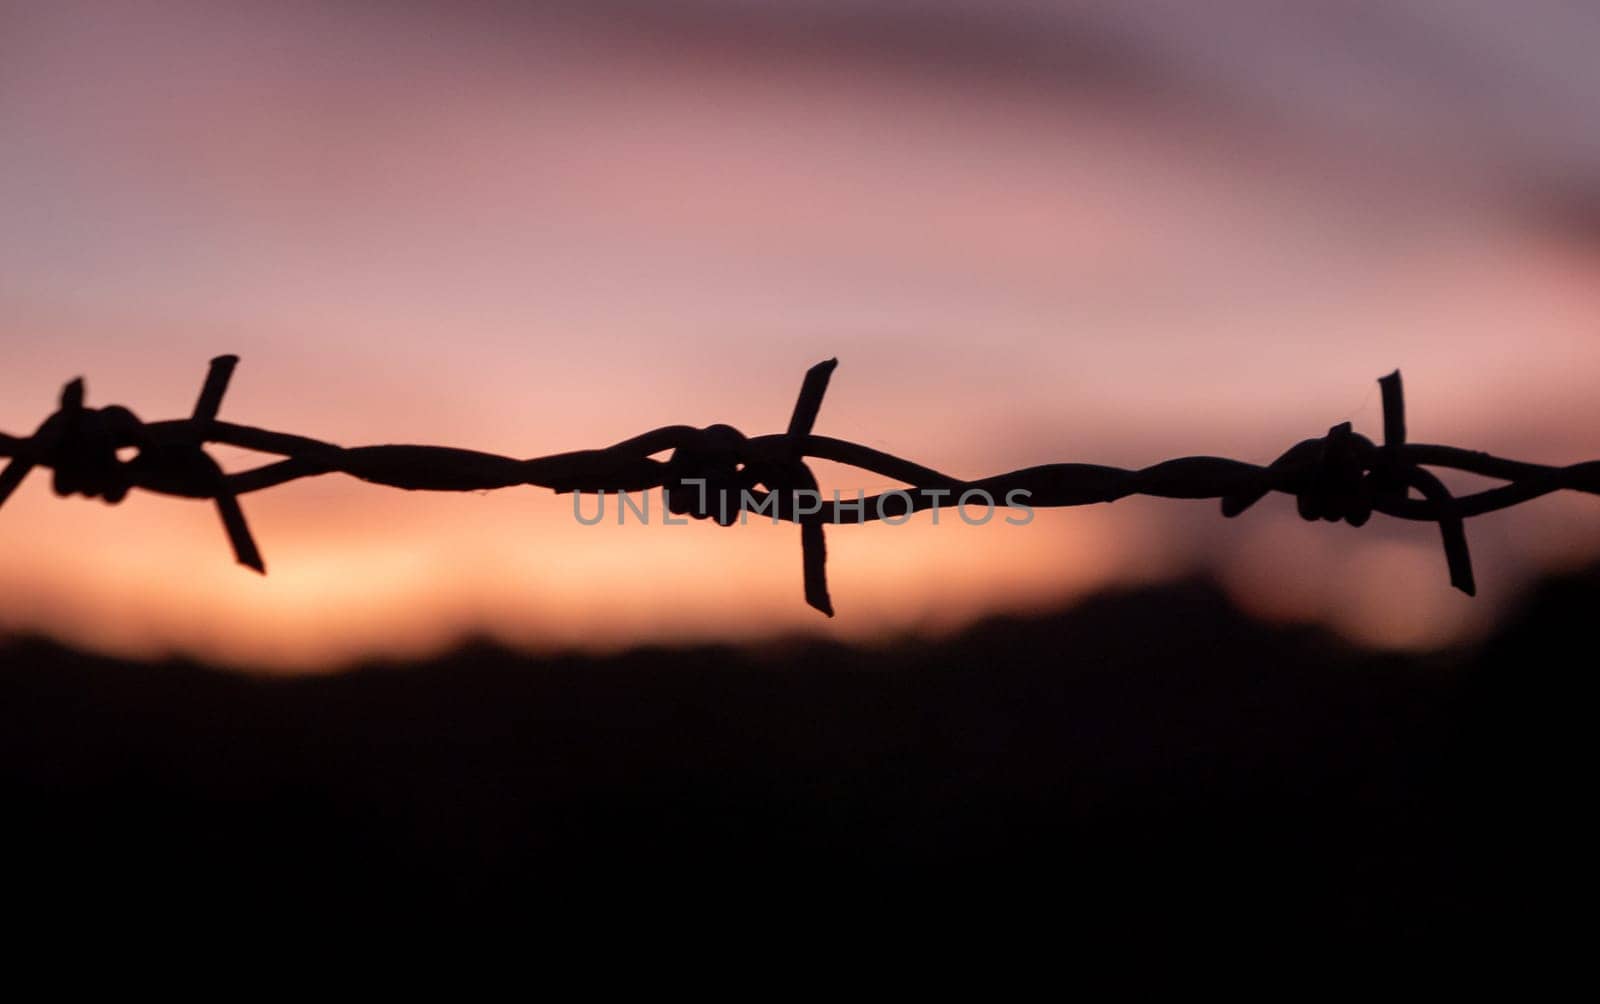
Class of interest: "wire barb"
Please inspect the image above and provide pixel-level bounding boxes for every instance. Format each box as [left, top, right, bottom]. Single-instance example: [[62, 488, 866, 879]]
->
[[1, 356, 1594, 611], [193, 354, 239, 424], [788, 358, 837, 616]]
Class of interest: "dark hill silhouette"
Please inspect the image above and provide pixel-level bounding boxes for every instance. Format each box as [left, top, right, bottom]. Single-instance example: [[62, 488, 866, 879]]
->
[[2, 573, 1587, 943]]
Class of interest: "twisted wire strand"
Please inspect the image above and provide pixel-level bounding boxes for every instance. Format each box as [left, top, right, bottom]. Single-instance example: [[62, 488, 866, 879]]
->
[[4, 355, 1598, 614]]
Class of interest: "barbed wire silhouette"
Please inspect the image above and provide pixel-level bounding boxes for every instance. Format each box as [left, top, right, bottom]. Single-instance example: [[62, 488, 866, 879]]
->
[[3, 355, 1598, 615]]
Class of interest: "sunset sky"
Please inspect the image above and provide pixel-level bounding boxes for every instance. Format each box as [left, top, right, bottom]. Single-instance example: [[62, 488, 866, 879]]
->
[[4, 0, 1600, 670]]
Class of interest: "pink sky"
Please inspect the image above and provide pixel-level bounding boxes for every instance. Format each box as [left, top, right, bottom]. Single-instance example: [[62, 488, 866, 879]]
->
[[4, 1, 1600, 669]]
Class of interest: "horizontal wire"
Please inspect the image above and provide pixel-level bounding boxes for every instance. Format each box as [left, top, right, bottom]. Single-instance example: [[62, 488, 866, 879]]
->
[[3, 356, 1597, 611]]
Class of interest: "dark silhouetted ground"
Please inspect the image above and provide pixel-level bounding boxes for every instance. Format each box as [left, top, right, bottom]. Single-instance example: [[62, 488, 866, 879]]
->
[[2, 571, 1590, 943]]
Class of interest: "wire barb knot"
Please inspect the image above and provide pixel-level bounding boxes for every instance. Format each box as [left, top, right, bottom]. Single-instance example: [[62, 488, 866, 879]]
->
[[1295, 422, 1377, 526], [29, 379, 144, 505], [664, 423, 752, 526], [1221, 370, 1475, 595]]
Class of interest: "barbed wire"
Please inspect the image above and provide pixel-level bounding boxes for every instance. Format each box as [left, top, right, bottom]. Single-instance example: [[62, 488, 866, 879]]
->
[[3, 355, 1598, 615]]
